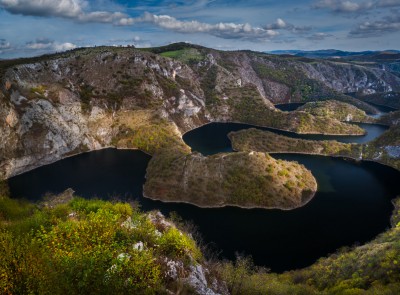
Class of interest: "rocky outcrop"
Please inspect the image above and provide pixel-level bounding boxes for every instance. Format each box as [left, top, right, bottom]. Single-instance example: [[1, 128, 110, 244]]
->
[[301, 61, 399, 94], [0, 45, 383, 179], [0, 44, 398, 188]]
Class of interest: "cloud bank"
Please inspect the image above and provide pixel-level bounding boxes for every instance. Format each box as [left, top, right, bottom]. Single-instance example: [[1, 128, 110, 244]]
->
[[26, 38, 77, 51], [118, 12, 278, 41], [0, 0, 128, 23], [0, 1, 278, 42]]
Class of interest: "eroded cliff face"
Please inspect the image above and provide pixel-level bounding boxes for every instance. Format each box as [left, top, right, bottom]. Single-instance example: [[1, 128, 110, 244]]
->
[[300, 61, 399, 94], [0, 48, 210, 178], [0, 44, 399, 180]]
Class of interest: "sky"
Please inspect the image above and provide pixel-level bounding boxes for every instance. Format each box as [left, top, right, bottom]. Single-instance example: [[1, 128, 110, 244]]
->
[[0, 0, 399, 58]]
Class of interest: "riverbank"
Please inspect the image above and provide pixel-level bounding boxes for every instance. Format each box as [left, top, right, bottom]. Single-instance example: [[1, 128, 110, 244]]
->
[[229, 127, 400, 172]]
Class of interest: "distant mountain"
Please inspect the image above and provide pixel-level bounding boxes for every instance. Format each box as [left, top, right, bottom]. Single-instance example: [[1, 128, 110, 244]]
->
[[267, 49, 400, 61]]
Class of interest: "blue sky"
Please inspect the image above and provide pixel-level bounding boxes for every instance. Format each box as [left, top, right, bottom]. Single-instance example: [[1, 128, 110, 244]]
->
[[0, 0, 399, 58]]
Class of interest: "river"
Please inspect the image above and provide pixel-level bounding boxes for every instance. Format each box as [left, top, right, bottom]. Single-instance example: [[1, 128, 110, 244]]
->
[[8, 122, 400, 272]]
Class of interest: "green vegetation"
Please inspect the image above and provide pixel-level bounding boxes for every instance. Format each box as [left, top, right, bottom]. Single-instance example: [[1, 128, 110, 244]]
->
[[3, 183, 400, 294], [30, 85, 47, 98], [111, 111, 190, 155], [297, 100, 372, 123], [250, 60, 335, 101], [201, 64, 219, 108], [364, 126, 400, 171], [378, 109, 400, 126], [229, 128, 362, 159], [79, 84, 94, 112], [0, 180, 9, 199], [160, 48, 204, 65], [0, 193, 203, 294], [144, 151, 317, 209], [222, 87, 365, 135]]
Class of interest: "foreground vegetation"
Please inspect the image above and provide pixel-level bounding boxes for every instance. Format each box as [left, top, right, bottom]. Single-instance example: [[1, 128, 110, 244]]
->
[[2, 182, 400, 294], [0, 188, 204, 295]]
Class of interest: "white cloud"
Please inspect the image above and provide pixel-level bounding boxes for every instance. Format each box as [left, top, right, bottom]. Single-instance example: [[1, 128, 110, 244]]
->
[[0, 0, 85, 18], [26, 38, 76, 51], [117, 12, 278, 41], [0, 0, 129, 24], [53, 42, 77, 51], [265, 18, 288, 30], [0, 1, 278, 41]]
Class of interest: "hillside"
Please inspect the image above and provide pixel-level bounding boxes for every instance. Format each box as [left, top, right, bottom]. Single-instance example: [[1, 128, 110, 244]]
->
[[0, 43, 399, 209], [1, 43, 400, 294]]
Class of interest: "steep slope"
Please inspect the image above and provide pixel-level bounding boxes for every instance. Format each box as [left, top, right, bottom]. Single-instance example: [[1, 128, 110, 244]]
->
[[1, 44, 399, 209], [0, 44, 376, 179]]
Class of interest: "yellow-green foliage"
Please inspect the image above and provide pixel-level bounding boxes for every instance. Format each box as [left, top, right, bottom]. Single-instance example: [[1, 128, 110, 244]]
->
[[130, 124, 182, 154], [230, 128, 362, 159], [0, 196, 202, 294], [159, 48, 204, 64], [297, 100, 370, 123], [145, 151, 316, 209], [158, 227, 202, 261], [30, 85, 46, 96]]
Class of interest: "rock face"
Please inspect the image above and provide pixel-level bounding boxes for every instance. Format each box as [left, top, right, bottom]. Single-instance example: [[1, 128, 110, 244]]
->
[[0, 44, 399, 181], [301, 61, 398, 94]]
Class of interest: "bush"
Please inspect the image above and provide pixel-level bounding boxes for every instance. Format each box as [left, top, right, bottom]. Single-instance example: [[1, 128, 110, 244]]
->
[[0, 196, 202, 294]]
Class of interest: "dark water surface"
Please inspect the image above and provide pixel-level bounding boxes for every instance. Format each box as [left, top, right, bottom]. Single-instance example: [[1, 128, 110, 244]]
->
[[275, 103, 305, 111], [9, 122, 400, 272]]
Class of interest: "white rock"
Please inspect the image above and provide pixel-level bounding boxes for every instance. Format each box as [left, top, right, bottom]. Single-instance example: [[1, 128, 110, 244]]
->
[[185, 265, 218, 295], [117, 253, 131, 261], [132, 241, 144, 251]]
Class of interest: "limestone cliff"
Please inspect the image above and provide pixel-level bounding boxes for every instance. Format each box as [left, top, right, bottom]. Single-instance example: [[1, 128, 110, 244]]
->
[[2, 44, 390, 179]]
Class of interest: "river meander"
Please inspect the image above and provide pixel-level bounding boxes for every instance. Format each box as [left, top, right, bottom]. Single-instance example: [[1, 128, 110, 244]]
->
[[9, 122, 400, 272]]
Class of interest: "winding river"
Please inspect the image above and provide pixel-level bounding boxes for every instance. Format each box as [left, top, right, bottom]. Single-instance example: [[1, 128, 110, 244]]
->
[[9, 122, 400, 273], [183, 122, 388, 156]]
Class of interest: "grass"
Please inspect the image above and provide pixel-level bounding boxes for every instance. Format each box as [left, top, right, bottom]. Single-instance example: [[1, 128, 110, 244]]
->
[[144, 151, 317, 209], [159, 48, 204, 65], [297, 100, 372, 123], [111, 110, 190, 155], [229, 128, 362, 159]]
